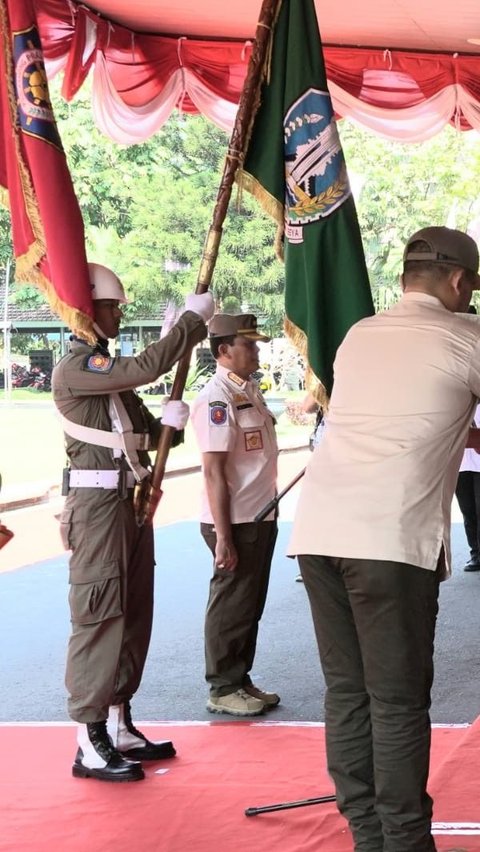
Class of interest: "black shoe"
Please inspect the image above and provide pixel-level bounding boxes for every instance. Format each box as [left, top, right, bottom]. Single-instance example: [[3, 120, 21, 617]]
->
[[72, 747, 145, 782], [119, 702, 176, 761], [73, 722, 145, 783], [120, 739, 176, 761], [464, 557, 480, 572]]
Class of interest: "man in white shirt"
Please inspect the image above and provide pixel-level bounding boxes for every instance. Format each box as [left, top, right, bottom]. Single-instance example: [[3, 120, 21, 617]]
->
[[191, 314, 279, 717], [288, 227, 480, 851]]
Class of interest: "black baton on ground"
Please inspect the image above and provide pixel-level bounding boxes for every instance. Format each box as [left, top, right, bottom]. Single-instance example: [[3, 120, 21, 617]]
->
[[254, 468, 306, 522], [245, 793, 336, 816]]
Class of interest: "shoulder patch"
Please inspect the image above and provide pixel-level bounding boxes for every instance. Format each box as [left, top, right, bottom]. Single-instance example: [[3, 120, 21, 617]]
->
[[209, 400, 228, 426], [83, 353, 114, 374]]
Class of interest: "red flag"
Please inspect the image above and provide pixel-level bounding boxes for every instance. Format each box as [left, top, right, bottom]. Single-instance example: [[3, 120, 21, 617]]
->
[[0, 0, 94, 339]]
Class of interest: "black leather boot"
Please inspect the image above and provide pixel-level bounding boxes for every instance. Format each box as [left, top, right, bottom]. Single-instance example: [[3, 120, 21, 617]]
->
[[464, 555, 480, 571], [109, 701, 176, 761], [72, 721, 145, 782]]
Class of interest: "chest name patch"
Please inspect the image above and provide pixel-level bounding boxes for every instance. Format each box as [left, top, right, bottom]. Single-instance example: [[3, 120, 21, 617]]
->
[[209, 400, 228, 426], [84, 354, 114, 373], [244, 429, 263, 451]]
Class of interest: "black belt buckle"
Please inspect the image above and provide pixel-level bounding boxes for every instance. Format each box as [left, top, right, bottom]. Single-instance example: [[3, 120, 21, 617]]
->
[[61, 467, 70, 496], [117, 468, 128, 500]]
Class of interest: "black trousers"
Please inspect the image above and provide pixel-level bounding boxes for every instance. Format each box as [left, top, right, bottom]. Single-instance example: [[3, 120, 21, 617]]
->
[[201, 521, 277, 697], [298, 554, 439, 852], [455, 470, 480, 559]]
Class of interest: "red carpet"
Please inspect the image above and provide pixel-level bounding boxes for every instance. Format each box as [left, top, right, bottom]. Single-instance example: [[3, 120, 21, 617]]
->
[[0, 721, 479, 852]]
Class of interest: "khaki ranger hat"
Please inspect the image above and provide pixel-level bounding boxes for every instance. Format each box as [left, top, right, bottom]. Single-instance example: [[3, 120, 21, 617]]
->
[[208, 313, 270, 342], [403, 226, 480, 288]]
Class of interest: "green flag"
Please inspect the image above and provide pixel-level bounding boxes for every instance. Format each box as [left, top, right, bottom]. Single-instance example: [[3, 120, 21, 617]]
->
[[238, 0, 374, 400]]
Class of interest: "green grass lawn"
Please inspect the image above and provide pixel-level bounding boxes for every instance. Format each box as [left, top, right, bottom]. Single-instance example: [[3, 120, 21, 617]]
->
[[0, 389, 311, 489]]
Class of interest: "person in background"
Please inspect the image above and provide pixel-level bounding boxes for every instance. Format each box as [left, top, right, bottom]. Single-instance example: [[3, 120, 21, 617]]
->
[[301, 390, 324, 451], [0, 474, 14, 551], [191, 313, 280, 717], [294, 391, 325, 582], [455, 401, 480, 571], [53, 262, 214, 782], [288, 227, 480, 851]]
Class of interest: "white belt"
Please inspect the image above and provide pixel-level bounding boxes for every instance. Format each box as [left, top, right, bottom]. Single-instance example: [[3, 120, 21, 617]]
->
[[69, 470, 137, 489]]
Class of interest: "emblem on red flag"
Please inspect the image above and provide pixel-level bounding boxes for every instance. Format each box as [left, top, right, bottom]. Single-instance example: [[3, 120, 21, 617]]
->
[[13, 25, 62, 149]]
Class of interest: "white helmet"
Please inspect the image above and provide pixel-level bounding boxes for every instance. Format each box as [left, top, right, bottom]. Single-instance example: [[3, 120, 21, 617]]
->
[[88, 262, 129, 303]]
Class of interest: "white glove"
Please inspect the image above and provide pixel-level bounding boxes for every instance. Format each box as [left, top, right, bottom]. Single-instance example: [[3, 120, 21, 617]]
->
[[184, 292, 215, 323], [161, 400, 190, 431]]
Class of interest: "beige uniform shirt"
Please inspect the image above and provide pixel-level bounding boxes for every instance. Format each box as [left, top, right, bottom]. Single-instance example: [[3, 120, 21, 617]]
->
[[288, 292, 480, 576], [191, 364, 278, 523]]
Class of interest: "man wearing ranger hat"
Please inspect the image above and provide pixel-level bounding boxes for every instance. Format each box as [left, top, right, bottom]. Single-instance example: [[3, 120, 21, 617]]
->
[[288, 226, 480, 851], [53, 262, 214, 782], [191, 313, 280, 716]]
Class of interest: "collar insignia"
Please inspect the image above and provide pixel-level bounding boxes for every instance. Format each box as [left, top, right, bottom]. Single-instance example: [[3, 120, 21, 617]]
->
[[227, 372, 244, 387]]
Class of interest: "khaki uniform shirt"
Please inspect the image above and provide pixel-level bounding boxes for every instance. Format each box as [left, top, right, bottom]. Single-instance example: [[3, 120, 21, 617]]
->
[[288, 292, 480, 576], [191, 364, 278, 523], [52, 311, 206, 470]]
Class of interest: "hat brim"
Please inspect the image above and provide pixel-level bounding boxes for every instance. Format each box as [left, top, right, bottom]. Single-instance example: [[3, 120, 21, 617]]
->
[[239, 331, 271, 342]]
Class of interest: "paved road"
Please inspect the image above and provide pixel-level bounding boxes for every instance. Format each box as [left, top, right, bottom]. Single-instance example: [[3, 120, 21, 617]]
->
[[1, 460, 480, 724]]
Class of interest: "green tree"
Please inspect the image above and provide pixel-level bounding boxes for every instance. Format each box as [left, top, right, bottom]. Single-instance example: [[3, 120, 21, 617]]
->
[[340, 121, 480, 310], [6, 76, 480, 336], [89, 111, 286, 332]]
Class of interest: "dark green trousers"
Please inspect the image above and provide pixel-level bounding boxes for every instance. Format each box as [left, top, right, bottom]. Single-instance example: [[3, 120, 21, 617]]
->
[[298, 554, 439, 852], [201, 521, 277, 696], [61, 488, 155, 722]]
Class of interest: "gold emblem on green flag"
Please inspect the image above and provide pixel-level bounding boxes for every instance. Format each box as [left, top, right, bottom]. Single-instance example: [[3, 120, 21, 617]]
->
[[285, 88, 349, 243]]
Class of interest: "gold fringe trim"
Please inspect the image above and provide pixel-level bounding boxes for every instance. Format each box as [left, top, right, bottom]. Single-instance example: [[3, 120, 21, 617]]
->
[[236, 168, 285, 260], [0, 184, 10, 210], [15, 259, 95, 342], [238, 170, 283, 226], [261, 18, 274, 85], [284, 317, 329, 410]]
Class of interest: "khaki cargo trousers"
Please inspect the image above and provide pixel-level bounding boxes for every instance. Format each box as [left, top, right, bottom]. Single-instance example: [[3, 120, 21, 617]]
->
[[60, 487, 155, 723]]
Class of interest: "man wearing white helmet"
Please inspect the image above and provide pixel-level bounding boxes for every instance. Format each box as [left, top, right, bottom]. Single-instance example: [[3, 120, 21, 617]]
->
[[53, 262, 214, 783]]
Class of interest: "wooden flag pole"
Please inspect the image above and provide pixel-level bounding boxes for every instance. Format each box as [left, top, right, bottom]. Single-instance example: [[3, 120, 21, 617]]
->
[[135, 0, 283, 526]]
